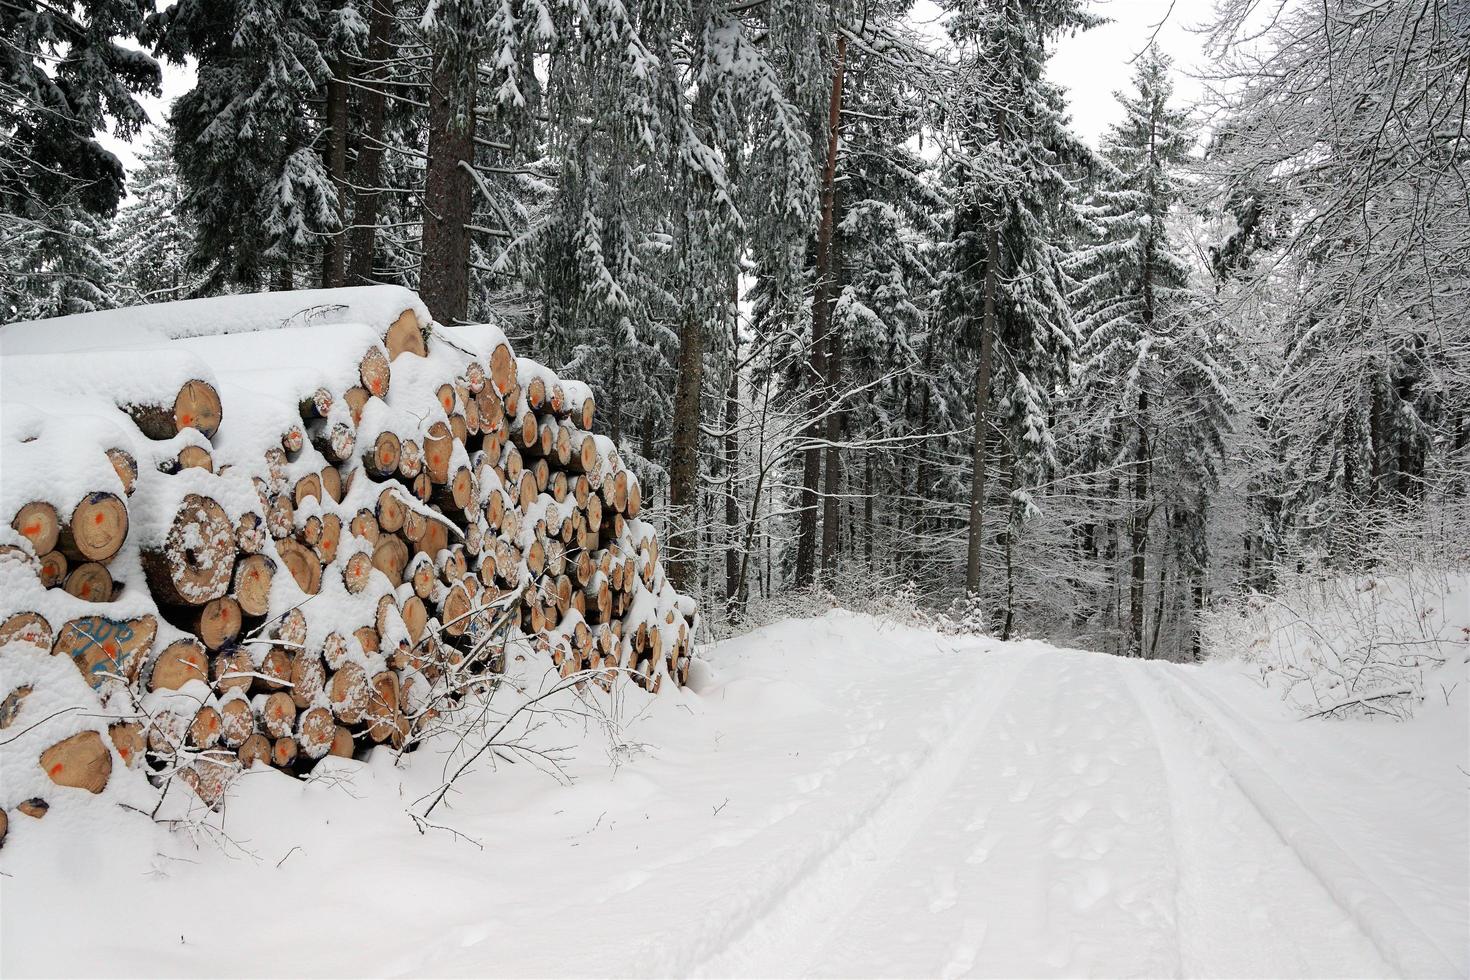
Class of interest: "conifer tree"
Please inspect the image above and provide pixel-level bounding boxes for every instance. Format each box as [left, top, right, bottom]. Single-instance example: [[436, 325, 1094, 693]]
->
[[153, 0, 338, 289], [109, 129, 202, 303], [937, 0, 1096, 603], [1069, 52, 1231, 656]]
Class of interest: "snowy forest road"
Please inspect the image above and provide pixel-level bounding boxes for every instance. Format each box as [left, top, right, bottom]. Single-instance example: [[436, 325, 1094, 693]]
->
[[3, 612, 1464, 978], [684, 621, 1462, 979]]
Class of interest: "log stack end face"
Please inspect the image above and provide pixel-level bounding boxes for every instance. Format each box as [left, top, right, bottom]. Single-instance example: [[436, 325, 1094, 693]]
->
[[0, 289, 695, 827]]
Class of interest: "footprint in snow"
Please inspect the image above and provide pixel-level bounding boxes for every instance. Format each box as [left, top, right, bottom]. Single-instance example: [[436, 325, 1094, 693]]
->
[[456, 923, 493, 948], [793, 771, 825, 793], [966, 833, 998, 865], [1059, 797, 1093, 824], [1007, 777, 1035, 803], [928, 869, 959, 913]]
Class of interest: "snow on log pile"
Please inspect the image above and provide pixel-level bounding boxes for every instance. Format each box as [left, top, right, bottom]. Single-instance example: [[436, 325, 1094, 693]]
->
[[0, 287, 695, 835]]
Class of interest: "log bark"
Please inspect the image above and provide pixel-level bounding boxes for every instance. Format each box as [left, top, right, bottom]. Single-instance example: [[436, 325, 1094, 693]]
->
[[126, 379, 222, 440], [106, 448, 138, 496]]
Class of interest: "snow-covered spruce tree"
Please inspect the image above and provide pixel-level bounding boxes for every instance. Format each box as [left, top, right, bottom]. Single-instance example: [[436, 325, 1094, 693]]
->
[[1, 207, 123, 320], [0, 0, 158, 320], [1066, 51, 1231, 657], [738, 1, 943, 596], [152, 0, 339, 290], [109, 129, 205, 304], [1201, 0, 1469, 568], [0, 0, 159, 219], [935, 0, 1096, 618], [822, 28, 941, 584]]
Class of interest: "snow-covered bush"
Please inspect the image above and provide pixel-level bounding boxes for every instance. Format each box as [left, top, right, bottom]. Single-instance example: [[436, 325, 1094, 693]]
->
[[707, 569, 941, 640], [1202, 504, 1470, 720]]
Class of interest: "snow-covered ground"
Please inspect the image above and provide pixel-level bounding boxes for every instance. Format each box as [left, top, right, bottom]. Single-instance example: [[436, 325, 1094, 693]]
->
[[2, 612, 1465, 978]]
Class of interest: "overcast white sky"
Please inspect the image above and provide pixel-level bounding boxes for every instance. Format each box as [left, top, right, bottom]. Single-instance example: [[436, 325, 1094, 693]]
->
[[908, 0, 1209, 148], [1048, 0, 1210, 146]]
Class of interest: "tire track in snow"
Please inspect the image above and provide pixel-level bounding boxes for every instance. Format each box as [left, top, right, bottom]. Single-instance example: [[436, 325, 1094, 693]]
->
[[803, 650, 1184, 978], [672, 648, 1039, 978], [1153, 667, 1453, 977]]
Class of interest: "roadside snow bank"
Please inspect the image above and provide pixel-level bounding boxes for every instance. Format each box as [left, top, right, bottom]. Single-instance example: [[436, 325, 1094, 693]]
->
[[1203, 568, 1470, 719]]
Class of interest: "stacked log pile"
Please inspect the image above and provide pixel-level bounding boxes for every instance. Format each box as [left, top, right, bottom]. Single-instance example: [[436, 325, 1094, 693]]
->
[[0, 287, 695, 832]]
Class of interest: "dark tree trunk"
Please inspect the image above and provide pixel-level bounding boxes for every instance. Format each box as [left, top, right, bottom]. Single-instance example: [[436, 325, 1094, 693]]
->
[[965, 226, 998, 594], [1129, 390, 1151, 656], [795, 34, 846, 588], [1191, 577, 1205, 661], [419, 46, 476, 324], [1148, 514, 1170, 659], [347, 0, 391, 285], [821, 180, 847, 583], [668, 310, 704, 592], [864, 453, 874, 569], [320, 59, 349, 288], [1000, 444, 1015, 640], [820, 314, 844, 581], [724, 285, 742, 612]]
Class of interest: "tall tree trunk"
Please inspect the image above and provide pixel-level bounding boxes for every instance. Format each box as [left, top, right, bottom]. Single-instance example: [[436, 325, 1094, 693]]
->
[[1001, 443, 1015, 640], [724, 284, 741, 612], [1148, 514, 1170, 659], [965, 227, 998, 594], [820, 180, 847, 583], [668, 309, 704, 593], [820, 315, 844, 581], [1191, 575, 1205, 661], [419, 45, 475, 324], [1129, 390, 1151, 656], [795, 34, 846, 588], [320, 59, 348, 288], [347, 0, 391, 285], [864, 453, 874, 569]]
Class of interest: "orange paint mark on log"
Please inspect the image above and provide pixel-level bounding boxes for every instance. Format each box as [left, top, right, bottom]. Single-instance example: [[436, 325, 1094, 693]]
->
[[94, 512, 105, 525], [104, 641, 116, 656], [22, 522, 39, 537], [49, 763, 64, 777], [179, 414, 193, 428]]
